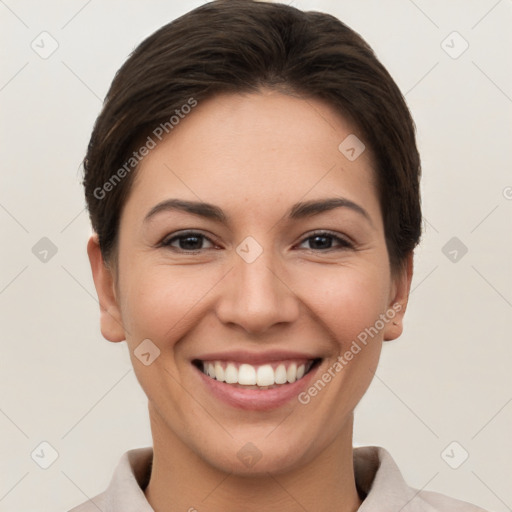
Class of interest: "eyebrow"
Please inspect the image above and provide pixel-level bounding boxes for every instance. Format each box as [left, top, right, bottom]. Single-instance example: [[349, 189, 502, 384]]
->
[[143, 197, 374, 227]]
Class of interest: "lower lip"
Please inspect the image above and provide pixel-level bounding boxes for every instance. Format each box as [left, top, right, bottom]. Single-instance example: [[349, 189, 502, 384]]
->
[[194, 362, 320, 411]]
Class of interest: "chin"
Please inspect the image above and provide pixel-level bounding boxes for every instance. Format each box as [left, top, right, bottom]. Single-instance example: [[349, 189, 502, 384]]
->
[[202, 442, 308, 476]]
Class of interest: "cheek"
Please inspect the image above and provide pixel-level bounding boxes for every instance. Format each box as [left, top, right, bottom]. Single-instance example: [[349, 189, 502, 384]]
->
[[119, 248, 391, 353], [119, 261, 228, 351], [293, 263, 390, 347]]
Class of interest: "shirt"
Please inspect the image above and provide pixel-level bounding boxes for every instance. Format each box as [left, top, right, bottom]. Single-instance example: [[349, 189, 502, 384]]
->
[[68, 445, 489, 511]]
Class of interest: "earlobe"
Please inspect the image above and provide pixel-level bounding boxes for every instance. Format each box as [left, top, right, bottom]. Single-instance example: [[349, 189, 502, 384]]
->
[[86, 233, 126, 343], [383, 252, 414, 342]]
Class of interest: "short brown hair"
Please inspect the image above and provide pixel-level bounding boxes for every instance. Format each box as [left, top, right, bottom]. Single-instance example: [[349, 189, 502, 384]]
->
[[82, 0, 422, 277]]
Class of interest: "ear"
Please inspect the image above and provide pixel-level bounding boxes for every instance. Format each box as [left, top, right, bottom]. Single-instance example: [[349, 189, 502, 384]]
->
[[382, 251, 414, 342], [86, 233, 126, 343]]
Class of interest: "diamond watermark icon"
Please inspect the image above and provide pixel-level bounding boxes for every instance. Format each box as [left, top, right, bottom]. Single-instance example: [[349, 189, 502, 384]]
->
[[441, 441, 469, 469], [30, 31, 59, 59], [441, 31, 469, 59], [338, 134, 365, 161], [134, 338, 161, 366], [236, 236, 263, 264], [31, 441, 59, 469], [237, 442, 263, 468], [442, 236, 468, 263], [32, 237, 58, 263]]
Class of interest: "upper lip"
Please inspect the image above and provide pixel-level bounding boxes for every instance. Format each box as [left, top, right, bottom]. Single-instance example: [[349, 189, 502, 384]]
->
[[193, 350, 321, 365]]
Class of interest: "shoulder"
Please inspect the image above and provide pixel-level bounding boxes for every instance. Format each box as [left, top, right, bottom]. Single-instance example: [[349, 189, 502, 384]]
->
[[67, 491, 108, 512], [418, 488, 491, 512], [354, 445, 492, 512], [67, 446, 154, 512]]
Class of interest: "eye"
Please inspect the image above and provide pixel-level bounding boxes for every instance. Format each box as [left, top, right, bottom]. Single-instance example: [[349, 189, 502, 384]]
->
[[160, 231, 216, 252], [159, 230, 354, 253], [297, 231, 354, 251]]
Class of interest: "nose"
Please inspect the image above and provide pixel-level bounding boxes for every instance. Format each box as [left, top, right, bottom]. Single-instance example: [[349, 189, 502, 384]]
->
[[215, 247, 300, 335]]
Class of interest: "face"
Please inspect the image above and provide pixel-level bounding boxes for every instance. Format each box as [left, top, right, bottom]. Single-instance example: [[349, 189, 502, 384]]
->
[[89, 89, 412, 475]]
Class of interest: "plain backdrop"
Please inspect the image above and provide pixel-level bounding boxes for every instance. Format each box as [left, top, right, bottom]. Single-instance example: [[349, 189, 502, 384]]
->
[[1, 1, 511, 510]]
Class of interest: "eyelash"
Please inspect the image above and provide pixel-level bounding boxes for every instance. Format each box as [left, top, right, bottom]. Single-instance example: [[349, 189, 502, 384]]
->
[[159, 230, 355, 253]]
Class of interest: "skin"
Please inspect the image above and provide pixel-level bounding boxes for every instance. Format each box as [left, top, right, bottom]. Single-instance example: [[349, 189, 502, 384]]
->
[[88, 89, 413, 512]]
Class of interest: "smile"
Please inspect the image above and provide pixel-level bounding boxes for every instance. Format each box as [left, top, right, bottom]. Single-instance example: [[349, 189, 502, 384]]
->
[[195, 359, 319, 389], [191, 355, 323, 410]]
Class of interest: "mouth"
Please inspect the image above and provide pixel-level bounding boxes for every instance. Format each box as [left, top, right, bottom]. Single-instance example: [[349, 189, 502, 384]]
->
[[192, 358, 322, 390], [191, 354, 323, 410]]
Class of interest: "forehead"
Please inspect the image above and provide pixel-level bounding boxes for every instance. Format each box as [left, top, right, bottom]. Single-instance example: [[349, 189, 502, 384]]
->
[[125, 90, 380, 225]]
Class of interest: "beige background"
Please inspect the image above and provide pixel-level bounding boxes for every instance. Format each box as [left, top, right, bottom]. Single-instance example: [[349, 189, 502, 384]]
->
[[1, 0, 511, 510]]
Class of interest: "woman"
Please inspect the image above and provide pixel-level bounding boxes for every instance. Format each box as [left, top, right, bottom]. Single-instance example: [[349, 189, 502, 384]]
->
[[71, 0, 489, 510]]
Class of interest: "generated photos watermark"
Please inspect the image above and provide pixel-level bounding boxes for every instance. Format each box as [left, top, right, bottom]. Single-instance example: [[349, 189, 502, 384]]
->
[[298, 302, 402, 405], [93, 97, 198, 200]]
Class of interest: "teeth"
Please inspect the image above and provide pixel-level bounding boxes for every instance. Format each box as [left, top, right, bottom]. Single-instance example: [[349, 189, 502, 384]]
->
[[206, 363, 216, 378], [225, 363, 238, 384], [214, 362, 225, 382], [256, 365, 274, 386], [286, 363, 297, 383], [238, 364, 256, 385], [274, 364, 288, 384], [199, 360, 315, 387]]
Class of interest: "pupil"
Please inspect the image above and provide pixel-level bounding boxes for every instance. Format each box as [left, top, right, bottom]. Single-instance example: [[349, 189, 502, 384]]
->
[[312, 235, 330, 249], [181, 236, 201, 250]]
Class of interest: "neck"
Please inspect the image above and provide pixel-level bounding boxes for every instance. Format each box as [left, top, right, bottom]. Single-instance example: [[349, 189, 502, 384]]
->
[[144, 407, 363, 512]]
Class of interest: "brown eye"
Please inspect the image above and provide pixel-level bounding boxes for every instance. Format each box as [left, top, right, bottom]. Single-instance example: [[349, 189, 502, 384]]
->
[[298, 231, 354, 251], [161, 231, 215, 252]]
